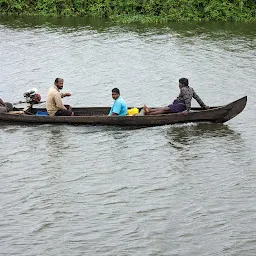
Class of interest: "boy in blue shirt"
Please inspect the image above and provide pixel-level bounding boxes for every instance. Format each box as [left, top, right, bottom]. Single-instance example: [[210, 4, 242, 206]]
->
[[108, 88, 128, 116]]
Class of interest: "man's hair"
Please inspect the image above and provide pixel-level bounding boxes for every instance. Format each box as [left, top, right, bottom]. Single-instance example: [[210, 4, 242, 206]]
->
[[112, 88, 120, 94], [55, 78, 63, 84], [179, 78, 189, 87]]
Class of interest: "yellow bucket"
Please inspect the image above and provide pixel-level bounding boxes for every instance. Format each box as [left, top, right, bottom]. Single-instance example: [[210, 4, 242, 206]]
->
[[127, 108, 139, 116]]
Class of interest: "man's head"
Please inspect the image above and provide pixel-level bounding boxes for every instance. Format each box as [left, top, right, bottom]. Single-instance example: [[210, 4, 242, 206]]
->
[[112, 88, 120, 100], [179, 78, 189, 88], [55, 78, 64, 90]]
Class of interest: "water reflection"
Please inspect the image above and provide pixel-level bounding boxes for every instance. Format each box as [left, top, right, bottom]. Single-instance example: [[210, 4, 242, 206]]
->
[[0, 15, 110, 32], [45, 126, 68, 159], [1, 15, 255, 40], [166, 123, 241, 149]]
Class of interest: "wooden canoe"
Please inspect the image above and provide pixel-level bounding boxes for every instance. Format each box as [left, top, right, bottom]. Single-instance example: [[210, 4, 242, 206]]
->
[[0, 96, 247, 127]]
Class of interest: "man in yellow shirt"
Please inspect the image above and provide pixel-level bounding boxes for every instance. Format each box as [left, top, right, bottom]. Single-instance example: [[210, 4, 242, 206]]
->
[[46, 78, 74, 116]]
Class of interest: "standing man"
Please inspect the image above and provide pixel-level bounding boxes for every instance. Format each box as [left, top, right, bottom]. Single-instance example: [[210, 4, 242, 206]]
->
[[46, 78, 74, 116], [108, 88, 128, 116]]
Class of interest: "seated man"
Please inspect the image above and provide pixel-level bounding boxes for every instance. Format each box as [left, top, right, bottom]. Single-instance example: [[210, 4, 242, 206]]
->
[[46, 78, 74, 116], [0, 98, 13, 113], [0, 98, 8, 113], [144, 78, 209, 115], [108, 88, 128, 116]]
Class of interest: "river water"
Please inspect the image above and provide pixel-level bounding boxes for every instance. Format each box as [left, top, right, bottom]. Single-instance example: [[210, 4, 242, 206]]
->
[[0, 16, 256, 256]]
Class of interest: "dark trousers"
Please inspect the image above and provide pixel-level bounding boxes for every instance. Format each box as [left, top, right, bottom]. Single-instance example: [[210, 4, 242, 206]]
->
[[55, 105, 73, 116]]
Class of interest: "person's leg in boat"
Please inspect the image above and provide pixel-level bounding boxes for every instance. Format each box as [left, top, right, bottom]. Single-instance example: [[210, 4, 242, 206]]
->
[[55, 109, 74, 116], [144, 105, 171, 115]]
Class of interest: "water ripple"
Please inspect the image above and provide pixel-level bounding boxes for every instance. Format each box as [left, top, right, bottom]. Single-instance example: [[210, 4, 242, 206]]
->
[[0, 18, 256, 256]]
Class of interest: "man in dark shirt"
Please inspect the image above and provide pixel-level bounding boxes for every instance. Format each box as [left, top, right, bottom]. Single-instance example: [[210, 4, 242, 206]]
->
[[0, 98, 8, 113], [144, 78, 209, 115]]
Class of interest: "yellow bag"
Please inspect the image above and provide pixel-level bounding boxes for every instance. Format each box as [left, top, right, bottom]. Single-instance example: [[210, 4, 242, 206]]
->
[[127, 108, 139, 116]]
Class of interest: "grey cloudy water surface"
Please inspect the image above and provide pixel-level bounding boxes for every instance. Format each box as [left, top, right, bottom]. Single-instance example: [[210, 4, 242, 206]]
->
[[0, 16, 256, 256]]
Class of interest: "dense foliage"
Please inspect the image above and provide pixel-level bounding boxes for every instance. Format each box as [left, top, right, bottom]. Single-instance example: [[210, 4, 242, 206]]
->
[[0, 0, 255, 23]]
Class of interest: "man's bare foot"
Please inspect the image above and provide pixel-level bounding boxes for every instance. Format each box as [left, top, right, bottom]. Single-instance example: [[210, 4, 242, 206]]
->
[[143, 104, 150, 113]]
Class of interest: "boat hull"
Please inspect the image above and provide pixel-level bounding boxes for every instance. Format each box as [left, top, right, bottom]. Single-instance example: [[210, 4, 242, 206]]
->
[[0, 96, 247, 127]]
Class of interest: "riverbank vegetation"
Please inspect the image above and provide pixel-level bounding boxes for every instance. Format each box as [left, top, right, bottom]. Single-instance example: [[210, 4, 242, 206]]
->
[[0, 0, 255, 23]]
